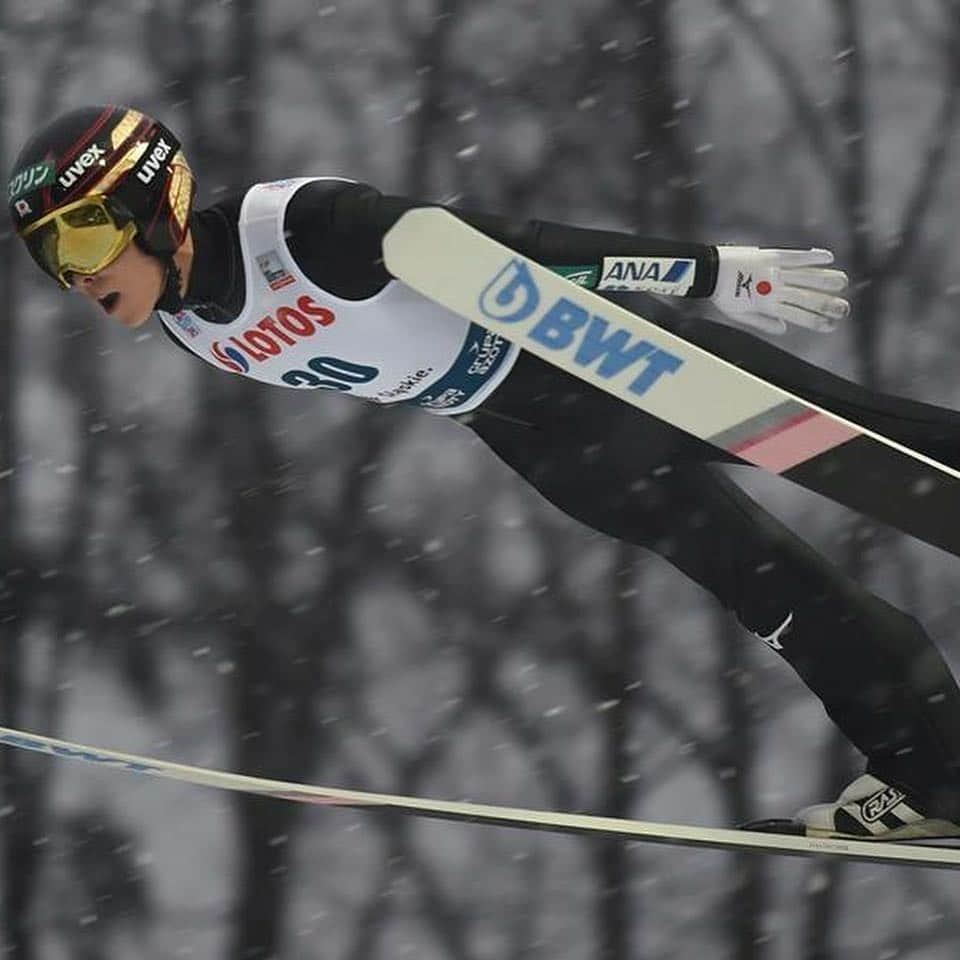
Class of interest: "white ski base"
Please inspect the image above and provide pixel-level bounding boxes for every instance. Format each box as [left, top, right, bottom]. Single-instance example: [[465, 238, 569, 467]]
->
[[2, 726, 960, 870]]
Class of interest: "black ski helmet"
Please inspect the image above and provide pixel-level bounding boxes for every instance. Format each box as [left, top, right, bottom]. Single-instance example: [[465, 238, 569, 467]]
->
[[8, 104, 195, 263]]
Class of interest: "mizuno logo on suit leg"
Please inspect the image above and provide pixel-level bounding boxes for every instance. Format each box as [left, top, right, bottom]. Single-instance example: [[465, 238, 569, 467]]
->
[[753, 612, 793, 651]]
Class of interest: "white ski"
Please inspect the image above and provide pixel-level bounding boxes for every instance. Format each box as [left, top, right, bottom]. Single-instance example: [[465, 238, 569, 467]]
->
[[2, 725, 959, 870], [382, 208, 960, 557]]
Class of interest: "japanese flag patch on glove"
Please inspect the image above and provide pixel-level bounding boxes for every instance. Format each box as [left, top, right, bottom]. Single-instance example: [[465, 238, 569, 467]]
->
[[711, 246, 849, 335]]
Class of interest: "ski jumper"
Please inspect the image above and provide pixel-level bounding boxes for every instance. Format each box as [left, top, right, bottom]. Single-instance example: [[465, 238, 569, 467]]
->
[[159, 177, 960, 819]]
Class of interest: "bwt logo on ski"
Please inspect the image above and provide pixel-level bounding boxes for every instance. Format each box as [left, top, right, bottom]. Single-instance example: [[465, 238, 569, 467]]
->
[[57, 144, 107, 190], [211, 295, 337, 374], [598, 257, 695, 294], [136, 137, 174, 185], [479, 259, 684, 397]]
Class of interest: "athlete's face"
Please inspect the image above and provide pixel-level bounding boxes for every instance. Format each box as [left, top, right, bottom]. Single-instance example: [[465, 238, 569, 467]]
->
[[70, 239, 166, 329]]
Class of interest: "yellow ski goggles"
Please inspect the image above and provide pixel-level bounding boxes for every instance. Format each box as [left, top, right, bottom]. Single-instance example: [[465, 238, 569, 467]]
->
[[19, 195, 138, 288]]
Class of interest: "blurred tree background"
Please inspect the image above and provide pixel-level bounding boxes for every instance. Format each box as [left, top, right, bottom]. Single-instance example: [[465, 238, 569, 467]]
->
[[1, 0, 960, 957]]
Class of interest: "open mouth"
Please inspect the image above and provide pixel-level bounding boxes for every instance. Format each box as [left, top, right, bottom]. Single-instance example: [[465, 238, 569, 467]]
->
[[98, 292, 120, 314]]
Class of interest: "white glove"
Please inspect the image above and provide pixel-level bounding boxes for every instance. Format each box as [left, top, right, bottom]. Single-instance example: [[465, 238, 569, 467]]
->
[[711, 246, 849, 335]]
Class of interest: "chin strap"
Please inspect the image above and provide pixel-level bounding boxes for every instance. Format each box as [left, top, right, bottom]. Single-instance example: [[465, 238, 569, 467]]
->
[[154, 258, 184, 314]]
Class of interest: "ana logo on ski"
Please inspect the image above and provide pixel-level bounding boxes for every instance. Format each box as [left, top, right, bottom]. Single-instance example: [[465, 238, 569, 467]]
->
[[479, 259, 684, 398]]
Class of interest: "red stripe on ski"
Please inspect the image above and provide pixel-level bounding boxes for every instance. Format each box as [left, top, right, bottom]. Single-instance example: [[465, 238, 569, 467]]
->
[[730, 410, 860, 473], [275, 790, 379, 807]]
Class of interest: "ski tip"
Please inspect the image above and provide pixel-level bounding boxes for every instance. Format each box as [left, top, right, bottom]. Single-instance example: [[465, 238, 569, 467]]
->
[[739, 818, 808, 836]]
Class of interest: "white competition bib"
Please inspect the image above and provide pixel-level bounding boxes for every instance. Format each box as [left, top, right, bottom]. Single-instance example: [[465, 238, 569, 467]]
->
[[159, 177, 517, 414]]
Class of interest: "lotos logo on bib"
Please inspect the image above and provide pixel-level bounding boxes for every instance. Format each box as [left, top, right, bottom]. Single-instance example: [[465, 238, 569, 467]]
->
[[211, 342, 251, 374], [210, 295, 336, 373]]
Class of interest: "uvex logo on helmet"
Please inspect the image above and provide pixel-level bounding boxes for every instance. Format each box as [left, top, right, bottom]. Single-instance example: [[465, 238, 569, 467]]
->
[[57, 144, 108, 190], [211, 295, 336, 374], [9, 105, 196, 263], [136, 137, 174, 185]]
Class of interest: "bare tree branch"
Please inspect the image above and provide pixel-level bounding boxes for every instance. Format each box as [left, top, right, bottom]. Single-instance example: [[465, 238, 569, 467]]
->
[[644, 686, 730, 775], [343, 849, 397, 960], [717, 0, 839, 179], [875, 15, 960, 284]]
